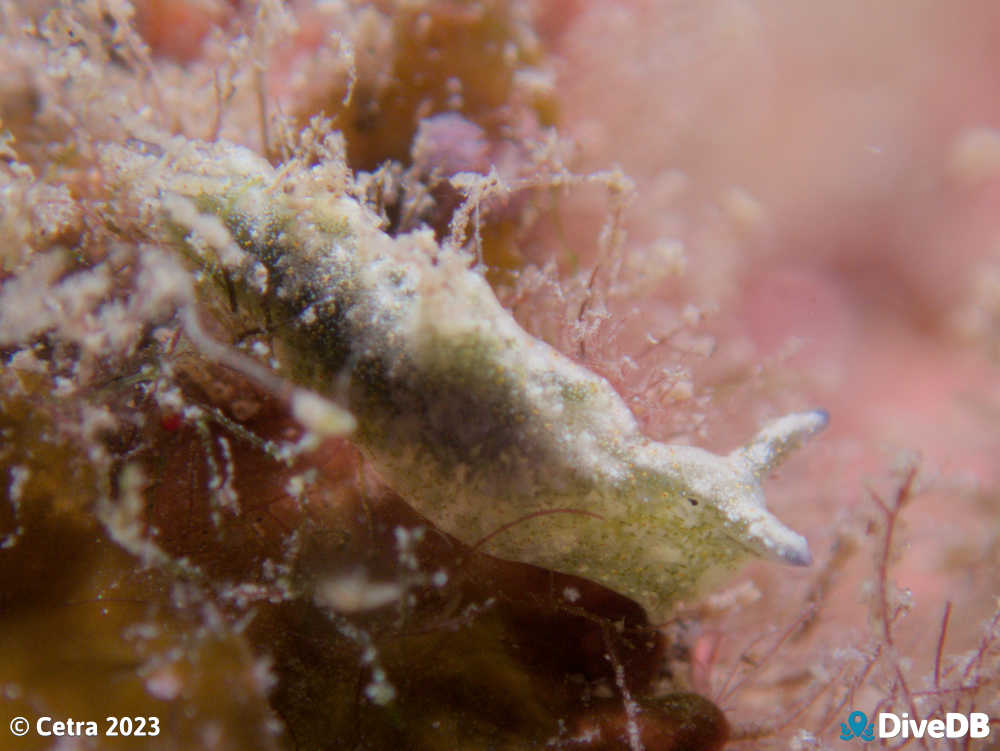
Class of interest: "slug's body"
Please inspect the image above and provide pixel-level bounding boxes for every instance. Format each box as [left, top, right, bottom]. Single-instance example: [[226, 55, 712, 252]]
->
[[112, 138, 827, 619]]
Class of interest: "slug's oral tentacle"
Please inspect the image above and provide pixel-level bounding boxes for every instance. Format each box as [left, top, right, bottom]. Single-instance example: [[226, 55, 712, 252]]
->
[[108, 137, 828, 620]]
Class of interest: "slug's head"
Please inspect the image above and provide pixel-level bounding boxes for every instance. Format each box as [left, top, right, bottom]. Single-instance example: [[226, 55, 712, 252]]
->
[[643, 410, 828, 568]]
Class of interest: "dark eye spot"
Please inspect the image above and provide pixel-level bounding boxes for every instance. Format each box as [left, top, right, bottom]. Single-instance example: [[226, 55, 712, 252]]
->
[[687, 498, 699, 506]]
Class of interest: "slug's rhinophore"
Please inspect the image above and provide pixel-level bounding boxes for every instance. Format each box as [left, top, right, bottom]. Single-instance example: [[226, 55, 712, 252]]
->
[[110, 137, 828, 620]]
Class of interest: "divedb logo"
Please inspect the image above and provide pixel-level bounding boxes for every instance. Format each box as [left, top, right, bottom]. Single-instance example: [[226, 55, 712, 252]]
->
[[840, 710, 991, 741]]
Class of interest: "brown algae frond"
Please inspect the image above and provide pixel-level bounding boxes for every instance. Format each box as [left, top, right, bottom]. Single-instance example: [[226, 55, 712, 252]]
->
[[109, 136, 827, 620]]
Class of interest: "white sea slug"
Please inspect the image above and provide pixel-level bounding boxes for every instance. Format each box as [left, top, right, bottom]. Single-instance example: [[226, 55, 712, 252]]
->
[[110, 137, 828, 620]]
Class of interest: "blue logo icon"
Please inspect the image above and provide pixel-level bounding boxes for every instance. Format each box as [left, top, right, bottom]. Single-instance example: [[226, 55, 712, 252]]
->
[[841, 711, 875, 741]]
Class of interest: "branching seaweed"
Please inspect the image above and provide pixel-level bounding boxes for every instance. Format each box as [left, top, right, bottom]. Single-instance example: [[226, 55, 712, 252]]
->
[[718, 461, 999, 749]]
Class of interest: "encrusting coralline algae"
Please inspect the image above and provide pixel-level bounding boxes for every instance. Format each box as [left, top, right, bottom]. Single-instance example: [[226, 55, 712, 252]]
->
[[109, 135, 827, 620]]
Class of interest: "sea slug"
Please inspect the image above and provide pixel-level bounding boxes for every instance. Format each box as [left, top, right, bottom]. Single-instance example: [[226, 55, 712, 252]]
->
[[108, 136, 828, 619]]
